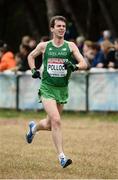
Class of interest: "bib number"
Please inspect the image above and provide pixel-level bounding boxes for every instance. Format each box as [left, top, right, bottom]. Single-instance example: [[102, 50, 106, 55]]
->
[[47, 58, 67, 77]]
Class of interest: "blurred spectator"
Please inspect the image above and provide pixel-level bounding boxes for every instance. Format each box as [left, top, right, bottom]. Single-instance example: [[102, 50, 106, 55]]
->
[[15, 35, 37, 71], [83, 40, 93, 57], [82, 40, 93, 68], [106, 38, 118, 68], [0, 41, 16, 72], [103, 30, 111, 41], [15, 35, 50, 72], [90, 43, 105, 68], [100, 40, 114, 68], [21, 35, 31, 46], [98, 30, 113, 44], [29, 37, 37, 50], [40, 36, 50, 42], [76, 36, 85, 54], [15, 44, 31, 72]]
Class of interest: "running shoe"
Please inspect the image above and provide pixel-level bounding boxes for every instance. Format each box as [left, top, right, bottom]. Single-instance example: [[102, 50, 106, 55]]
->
[[26, 121, 36, 143], [60, 158, 72, 168]]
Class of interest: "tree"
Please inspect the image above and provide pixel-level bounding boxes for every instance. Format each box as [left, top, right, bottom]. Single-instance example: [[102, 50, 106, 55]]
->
[[45, 0, 62, 23], [98, 0, 117, 37], [86, 0, 100, 40], [0, 0, 118, 50]]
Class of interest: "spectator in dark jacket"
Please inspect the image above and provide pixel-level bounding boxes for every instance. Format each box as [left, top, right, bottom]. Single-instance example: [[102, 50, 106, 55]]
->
[[106, 38, 118, 68]]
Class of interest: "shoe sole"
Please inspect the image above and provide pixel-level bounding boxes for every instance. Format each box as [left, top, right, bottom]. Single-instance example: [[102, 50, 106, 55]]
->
[[63, 159, 72, 168]]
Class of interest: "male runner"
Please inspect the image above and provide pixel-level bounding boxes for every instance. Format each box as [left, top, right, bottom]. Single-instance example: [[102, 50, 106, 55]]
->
[[26, 16, 87, 168]]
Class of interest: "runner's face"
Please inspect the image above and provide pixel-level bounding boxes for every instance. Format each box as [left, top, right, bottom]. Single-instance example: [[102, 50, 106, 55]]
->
[[51, 20, 66, 38]]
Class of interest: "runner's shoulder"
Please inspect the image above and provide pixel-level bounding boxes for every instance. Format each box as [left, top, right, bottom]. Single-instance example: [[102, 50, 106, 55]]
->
[[37, 41, 50, 53], [64, 40, 76, 52]]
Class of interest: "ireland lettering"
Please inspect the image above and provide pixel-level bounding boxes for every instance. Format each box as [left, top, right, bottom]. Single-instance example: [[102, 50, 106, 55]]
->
[[48, 51, 67, 56]]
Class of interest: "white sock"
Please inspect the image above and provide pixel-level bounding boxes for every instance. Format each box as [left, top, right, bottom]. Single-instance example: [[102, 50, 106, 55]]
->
[[58, 152, 66, 162]]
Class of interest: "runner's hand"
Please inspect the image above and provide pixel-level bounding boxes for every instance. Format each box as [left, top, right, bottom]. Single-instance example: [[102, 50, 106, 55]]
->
[[63, 61, 79, 71], [31, 68, 41, 79]]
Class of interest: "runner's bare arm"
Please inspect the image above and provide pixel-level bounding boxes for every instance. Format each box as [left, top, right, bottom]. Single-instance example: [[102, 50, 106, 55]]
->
[[69, 42, 87, 70], [28, 42, 47, 69]]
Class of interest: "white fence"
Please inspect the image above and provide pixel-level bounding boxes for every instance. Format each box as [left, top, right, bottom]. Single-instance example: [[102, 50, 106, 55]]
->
[[0, 69, 118, 111]]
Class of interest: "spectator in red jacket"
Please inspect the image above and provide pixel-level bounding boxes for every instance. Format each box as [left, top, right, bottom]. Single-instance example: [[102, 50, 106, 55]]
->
[[0, 41, 16, 72]]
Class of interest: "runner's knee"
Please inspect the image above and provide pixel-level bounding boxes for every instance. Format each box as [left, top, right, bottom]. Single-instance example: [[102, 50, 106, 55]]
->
[[51, 116, 61, 128], [46, 119, 51, 130]]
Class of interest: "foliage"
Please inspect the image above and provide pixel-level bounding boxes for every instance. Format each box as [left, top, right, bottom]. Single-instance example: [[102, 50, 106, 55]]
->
[[0, 0, 118, 51]]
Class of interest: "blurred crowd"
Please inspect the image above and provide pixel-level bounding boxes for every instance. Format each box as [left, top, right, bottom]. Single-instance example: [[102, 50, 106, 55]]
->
[[0, 35, 49, 73], [75, 30, 118, 69], [0, 30, 118, 73]]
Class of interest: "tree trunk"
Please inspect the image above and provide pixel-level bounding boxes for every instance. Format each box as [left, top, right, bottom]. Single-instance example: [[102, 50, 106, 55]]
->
[[45, 0, 62, 23], [24, 0, 41, 40], [0, 0, 9, 40], [86, 0, 100, 40], [61, 0, 84, 36], [98, 0, 116, 37]]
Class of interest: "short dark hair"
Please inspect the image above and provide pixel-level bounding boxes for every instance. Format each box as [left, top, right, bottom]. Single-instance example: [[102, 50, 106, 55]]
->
[[49, 16, 67, 28], [92, 42, 100, 51]]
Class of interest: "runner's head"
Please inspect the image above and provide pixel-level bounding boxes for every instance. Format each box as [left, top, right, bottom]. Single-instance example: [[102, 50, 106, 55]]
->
[[50, 16, 67, 28], [50, 16, 67, 38]]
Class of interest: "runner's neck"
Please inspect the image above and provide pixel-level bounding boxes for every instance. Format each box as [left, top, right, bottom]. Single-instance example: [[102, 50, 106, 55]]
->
[[52, 39, 64, 47]]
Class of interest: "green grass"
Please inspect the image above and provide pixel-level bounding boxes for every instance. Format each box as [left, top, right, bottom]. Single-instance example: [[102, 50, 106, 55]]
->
[[0, 109, 45, 119], [0, 109, 118, 122]]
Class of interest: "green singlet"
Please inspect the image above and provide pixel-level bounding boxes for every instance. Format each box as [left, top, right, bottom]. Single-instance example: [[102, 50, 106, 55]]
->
[[39, 40, 73, 104]]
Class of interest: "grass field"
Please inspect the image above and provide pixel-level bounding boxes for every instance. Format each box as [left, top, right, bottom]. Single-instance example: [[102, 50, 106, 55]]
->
[[0, 110, 118, 179]]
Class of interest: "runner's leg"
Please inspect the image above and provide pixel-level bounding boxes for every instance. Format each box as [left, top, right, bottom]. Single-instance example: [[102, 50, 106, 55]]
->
[[41, 97, 63, 154], [36, 103, 63, 131]]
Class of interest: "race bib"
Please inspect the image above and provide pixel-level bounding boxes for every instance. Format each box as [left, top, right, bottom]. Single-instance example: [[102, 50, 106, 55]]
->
[[47, 58, 67, 77]]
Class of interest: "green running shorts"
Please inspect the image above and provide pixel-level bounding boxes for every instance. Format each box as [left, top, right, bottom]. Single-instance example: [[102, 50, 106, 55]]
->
[[38, 83, 68, 104]]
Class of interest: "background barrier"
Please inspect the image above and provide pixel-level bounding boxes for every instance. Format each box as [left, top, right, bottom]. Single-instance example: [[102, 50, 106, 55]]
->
[[64, 72, 87, 111], [0, 69, 118, 111], [0, 74, 17, 108], [88, 70, 118, 111], [18, 74, 43, 110]]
